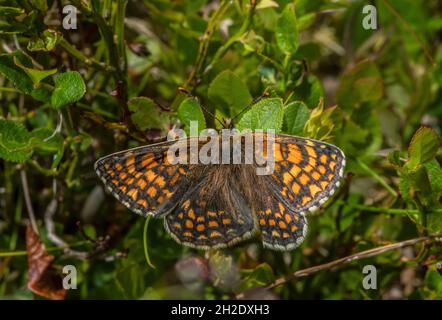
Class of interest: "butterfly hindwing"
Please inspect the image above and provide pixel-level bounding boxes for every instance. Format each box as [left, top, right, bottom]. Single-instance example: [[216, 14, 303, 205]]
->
[[255, 192, 307, 251], [165, 178, 257, 249]]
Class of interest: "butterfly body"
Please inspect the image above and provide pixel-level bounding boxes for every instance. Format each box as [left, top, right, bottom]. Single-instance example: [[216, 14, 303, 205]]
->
[[95, 132, 345, 251]]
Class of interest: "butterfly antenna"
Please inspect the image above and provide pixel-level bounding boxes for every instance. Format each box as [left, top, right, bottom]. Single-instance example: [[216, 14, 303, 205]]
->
[[178, 87, 225, 128], [231, 90, 270, 123]]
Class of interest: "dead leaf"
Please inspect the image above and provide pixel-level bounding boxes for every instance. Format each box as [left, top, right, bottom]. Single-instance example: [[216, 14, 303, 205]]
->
[[26, 224, 66, 300]]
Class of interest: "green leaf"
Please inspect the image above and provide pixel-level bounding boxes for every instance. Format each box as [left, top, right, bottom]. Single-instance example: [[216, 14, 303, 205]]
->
[[13, 57, 57, 86], [283, 101, 309, 136], [128, 97, 169, 131], [336, 60, 383, 110], [406, 127, 441, 169], [27, 29, 61, 52], [236, 98, 284, 132], [0, 53, 34, 94], [0, 119, 35, 162], [51, 71, 86, 109], [293, 75, 324, 108], [31, 128, 63, 155], [275, 4, 299, 54], [304, 98, 337, 141], [239, 263, 274, 291], [177, 97, 206, 135], [208, 70, 252, 117]]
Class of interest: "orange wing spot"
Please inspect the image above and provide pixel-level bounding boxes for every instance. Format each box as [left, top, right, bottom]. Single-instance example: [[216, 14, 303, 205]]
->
[[320, 154, 328, 164], [271, 230, 280, 237], [328, 173, 334, 181], [115, 163, 123, 171], [289, 165, 301, 177], [147, 186, 157, 197], [269, 219, 276, 226], [275, 212, 282, 219], [273, 143, 283, 161], [178, 212, 184, 219], [163, 189, 173, 198], [141, 156, 153, 168], [320, 181, 329, 190], [137, 199, 147, 208], [145, 170, 156, 182], [127, 188, 138, 201], [182, 199, 190, 209], [331, 153, 337, 160], [259, 218, 266, 226], [278, 220, 287, 229], [126, 178, 134, 185], [291, 182, 301, 194], [284, 214, 292, 223], [305, 140, 315, 147], [265, 209, 272, 215], [208, 221, 218, 228], [305, 146, 317, 158], [283, 172, 293, 185], [119, 172, 127, 180], [299, 173, 310, 185], [178, 167, 186, 175], [185, 220, 193, 229], [183, 231, 193, 238], [196, 224, 205, 232], [281, 187, 288, 197], [308, 157, 317, 167], [222, 218, 231, 225], [282, 232, 290, 238], [291, 225, 298, 232], [208, 211, 217, 217], [309, 184, 322, 197], [118, 185, 127, 193], [137, 179, 147, 190], [108, 170, 115, 178], [173, 222, 181, 229], [170, 173, 179, 185], [302, 196, 311, 205], [318, 165, 326, 174], [210, 231, 222, 238], [155, 175, 166, 188], [197, 216, 205, 222], [287, 145, 302, 164], [278, 202, 285, 213], [198, 235, 208, 240], [188, 208, 196, 220], [329, 161, 336, 170], [126, 156, 135, 168], [312, 171, 321, 181], [157, 196, 165, 203], [303, 164, 314, 173]]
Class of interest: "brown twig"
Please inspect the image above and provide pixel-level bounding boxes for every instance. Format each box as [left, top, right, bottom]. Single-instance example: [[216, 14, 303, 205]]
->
[[20, 170, 39, 234], [235, 233, 442, 299]]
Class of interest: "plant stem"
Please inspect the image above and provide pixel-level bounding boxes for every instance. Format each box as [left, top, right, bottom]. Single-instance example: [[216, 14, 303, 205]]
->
[[59, 38, 114, 73], [357, 158, 397, 198], [0, 240, 90, 258], [143, 215, 156, 269], [204, 0, 258, 75]]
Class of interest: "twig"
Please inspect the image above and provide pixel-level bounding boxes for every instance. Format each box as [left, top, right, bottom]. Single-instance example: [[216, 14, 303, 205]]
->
[[236, 233, 442, 299], [20, 170, 39, 234], [382, 0, 435, 65], [183, 0, 231, 88]]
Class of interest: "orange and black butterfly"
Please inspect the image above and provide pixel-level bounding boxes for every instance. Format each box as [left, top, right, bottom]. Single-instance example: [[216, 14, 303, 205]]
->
[[95, 132, 345, 251]]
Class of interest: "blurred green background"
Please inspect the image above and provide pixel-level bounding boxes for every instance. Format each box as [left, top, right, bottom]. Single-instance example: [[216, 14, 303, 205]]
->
[[0, 0, 441, 299]]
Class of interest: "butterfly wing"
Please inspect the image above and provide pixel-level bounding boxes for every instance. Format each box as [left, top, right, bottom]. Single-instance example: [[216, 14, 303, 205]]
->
[[164, 172, 257, 249], [265, 134, 346, 213], [94, 140, 191, 217]]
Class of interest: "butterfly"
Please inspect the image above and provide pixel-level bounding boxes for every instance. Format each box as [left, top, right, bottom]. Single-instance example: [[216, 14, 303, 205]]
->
[[94, 132, 345, 251]]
